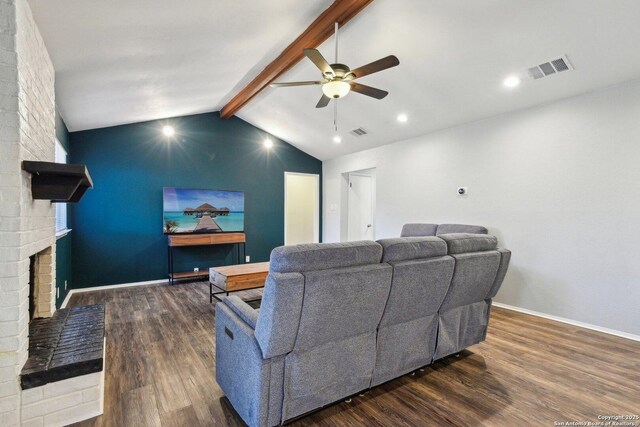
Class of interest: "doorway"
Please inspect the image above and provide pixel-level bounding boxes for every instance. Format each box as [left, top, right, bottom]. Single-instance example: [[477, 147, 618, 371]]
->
[[284, 172, 320, 245], [347, 172, 375, 241]]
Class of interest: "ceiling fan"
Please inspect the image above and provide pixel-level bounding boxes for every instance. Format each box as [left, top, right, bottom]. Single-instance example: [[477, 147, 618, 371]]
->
[[270, 23, 399, 110]]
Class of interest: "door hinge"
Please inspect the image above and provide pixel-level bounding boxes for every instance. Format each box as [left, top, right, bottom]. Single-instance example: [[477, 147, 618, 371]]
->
[[349, 182, 352, 188]]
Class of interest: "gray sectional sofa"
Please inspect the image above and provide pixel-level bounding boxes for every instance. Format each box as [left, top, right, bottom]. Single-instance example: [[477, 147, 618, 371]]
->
[[215, 224, 511, 427]]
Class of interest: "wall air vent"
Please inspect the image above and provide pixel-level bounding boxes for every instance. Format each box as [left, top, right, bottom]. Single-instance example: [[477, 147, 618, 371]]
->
[[350, 127, 368, 137], [527, 55, 573, 80]]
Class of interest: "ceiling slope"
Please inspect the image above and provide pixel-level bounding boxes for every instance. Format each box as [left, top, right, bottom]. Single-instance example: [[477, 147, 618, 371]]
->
[[28, 0, 332, 131], [30, 0, 640, 161], [238, 0, 640, 160]]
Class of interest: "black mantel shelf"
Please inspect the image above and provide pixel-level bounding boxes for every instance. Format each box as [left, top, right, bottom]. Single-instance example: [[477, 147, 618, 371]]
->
[[22, 161, 93, 203]]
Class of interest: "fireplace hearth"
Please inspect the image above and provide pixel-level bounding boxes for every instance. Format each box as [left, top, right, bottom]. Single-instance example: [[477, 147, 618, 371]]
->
[[21, 304, 105, 389]]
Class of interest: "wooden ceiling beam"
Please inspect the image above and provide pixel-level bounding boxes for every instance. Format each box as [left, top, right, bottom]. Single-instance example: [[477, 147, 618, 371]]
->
[[220, 0, 374, 119]]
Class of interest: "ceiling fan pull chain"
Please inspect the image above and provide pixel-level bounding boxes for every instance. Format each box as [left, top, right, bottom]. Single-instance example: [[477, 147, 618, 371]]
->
[[334, 101, 338, 132]]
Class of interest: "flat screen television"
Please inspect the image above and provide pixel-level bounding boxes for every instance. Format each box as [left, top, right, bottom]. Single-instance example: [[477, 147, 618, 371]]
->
[[163, 187, 244, 234]]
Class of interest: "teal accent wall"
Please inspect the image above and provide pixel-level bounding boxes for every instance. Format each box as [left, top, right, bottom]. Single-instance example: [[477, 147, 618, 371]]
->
[[69, 112, 322, 288], [55, 109, 72, 307]]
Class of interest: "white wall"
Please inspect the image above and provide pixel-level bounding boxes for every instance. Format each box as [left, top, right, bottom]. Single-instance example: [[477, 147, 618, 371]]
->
[[323, 80, 640, 337]]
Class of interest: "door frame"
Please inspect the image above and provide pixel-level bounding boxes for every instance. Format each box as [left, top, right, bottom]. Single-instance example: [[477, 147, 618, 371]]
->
[[347, 172, 376, 241], [284, 172, 320, 245]]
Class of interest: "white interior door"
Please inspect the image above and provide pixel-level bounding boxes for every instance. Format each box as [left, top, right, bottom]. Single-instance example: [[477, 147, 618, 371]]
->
[[284, 172, 319, 245], [348, 174, 374, 241]]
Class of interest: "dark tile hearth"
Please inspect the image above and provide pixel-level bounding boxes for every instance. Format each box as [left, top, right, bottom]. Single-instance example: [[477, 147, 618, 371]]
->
[[21, 304, 105, 389]]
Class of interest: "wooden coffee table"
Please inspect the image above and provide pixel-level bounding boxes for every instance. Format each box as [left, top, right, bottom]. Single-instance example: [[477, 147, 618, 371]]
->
[[209, 262, 270, 303]]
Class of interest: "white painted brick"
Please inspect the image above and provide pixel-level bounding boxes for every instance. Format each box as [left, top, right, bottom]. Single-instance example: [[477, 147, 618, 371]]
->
[[0, 306, 19, 322], [0, 320, 19, 338], [0, 247, 19, 261], [0, 366, 15, 383], [42, 372, 101, 398], [81, 386, 100, 403], [0, 123, 19, 142], [0, 394, 17, 412], [0, 290, 20, 306], [0, 76, 18, 95], [0, 352, 18, 368], [0, 202, 20, 217], [0, 218, 22, 232], [0, 379, 18, 398], [0, 335, 19, 353], [0, 274, 23, 291], [20, 416, 43, 427], [0, 232, 20, 247], [20, 386, 43, 405], [44, 400, 102, 427], [0, 408, 18, 427], [1, 0, 58, 424], [21, 391, 83, 420]]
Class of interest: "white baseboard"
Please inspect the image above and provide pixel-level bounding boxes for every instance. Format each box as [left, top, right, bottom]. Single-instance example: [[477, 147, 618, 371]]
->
[[60, 278, 170, 308], [493, 302, 640, 342]]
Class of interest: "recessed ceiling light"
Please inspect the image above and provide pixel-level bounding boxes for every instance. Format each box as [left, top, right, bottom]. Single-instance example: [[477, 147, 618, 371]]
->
[[162, 125, 175, 137], [264, 138, 273, 149], [333, 135, 342, 144], [503, 76, 521, 88], [397, 113, 408, 123]]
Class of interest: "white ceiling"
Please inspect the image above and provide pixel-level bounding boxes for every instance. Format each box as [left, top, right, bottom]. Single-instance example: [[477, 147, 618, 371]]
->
[[31, 0, 640, 160], [28, 0, 331, 131]]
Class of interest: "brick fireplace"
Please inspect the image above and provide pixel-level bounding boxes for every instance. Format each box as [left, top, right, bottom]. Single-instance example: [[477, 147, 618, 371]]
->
[[0, 1, 102, 425], [28, 247, 56, 321]]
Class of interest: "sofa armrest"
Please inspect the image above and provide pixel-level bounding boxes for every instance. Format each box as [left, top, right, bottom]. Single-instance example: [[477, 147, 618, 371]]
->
[[223, 295, 258, 329], [215, 302, 271, 427]]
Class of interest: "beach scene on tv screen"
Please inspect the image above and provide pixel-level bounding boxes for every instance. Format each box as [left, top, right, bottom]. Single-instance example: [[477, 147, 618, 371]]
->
[[163, 188, 244, 234]]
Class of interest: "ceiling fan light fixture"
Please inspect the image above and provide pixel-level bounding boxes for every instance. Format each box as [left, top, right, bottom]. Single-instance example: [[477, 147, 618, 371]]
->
[[322, 80, 350, 99]]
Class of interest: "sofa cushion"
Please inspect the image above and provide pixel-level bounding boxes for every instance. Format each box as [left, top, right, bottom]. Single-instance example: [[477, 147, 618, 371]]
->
[[436, 224, 488, 235], [439, 233, 497, 254], [378, 237, 447, 263], [255, 272, 304, 358], [269, 241, 382, 273], [400, 223, 438, 237]]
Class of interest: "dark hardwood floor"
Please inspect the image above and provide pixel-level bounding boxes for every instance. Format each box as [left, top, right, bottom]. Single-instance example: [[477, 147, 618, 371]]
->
[[69, 282, 640, 427]]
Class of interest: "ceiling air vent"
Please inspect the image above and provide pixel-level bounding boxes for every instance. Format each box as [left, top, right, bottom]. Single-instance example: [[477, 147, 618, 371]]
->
[[527, 55, 573, 80], [350, 127, 368, 137]]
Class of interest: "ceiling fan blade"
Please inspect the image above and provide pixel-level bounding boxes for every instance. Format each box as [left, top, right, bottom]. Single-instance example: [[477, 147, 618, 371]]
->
[[350, 55, 399, 79], [304, 48, 334, 76], [316, 94, 331, 108], [350, 82, 388, 99], [270, 81, 323, 87]]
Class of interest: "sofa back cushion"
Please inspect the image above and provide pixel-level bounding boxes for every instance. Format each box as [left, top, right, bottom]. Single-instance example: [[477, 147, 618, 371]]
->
[[438, 233, 497, 254], [487, 249, 511, 299], [439, 251, 500, 311], [378, 237, 447, 263], [372, 254, 454, 385], [282, 261, 392, 420], [293, 264, 392, 352], [255, 272, 305, 358], [436, 224, 488, 235], [400, 223, 438, 237], [269, 241, 382, 273]]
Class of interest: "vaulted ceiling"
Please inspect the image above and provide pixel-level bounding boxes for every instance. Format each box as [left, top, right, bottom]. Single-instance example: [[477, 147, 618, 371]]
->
[[30, 0, 640, 160]]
